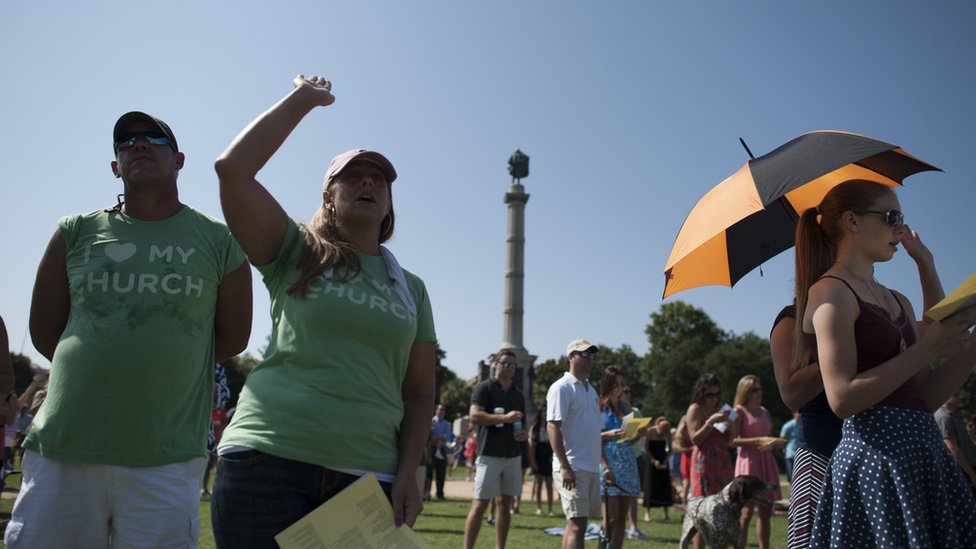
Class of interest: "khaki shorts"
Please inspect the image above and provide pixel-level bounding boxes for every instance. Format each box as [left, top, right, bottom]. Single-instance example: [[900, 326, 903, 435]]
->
[[4, 450, 206, 548], [473, 455, 523, 499], [556, 468, 602, 519]]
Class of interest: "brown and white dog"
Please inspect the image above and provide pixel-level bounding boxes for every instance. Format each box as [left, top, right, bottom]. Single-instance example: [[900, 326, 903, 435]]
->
[[679, 475, 777, 549]]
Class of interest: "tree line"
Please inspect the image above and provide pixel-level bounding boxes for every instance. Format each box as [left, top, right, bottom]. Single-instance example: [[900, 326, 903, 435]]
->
[[435, 300, 976, 436]]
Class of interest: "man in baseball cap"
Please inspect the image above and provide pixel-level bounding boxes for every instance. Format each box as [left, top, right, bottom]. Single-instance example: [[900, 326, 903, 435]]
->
[[6, 111, 252, 547], [566, 339, 597, 357], [547, 339, 603, 549], [112, 111, 179, 153]]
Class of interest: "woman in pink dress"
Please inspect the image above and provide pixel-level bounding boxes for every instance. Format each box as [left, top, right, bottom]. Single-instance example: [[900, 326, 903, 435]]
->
[[731, 375, 783, 549]]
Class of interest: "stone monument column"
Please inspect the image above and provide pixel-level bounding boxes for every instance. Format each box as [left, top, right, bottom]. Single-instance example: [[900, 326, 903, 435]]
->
[[501, 150, 537, 420]]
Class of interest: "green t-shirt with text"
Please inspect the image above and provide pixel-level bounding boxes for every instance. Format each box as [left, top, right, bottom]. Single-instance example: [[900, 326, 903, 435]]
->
[[219, 219, 436, 474], [25, 207, 245, 466]]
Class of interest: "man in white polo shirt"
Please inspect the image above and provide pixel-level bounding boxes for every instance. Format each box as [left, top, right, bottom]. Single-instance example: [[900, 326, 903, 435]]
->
[[547, 339, 604, 549]]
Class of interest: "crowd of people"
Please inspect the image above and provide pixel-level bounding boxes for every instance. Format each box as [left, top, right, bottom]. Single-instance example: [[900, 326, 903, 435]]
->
[[1, 73, 975, 549], [454, 342, 792, 549], [419, 176, 976, 549]]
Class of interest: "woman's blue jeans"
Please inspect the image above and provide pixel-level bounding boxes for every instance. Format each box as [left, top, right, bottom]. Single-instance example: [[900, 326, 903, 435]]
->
[[211, 450, 392, 548]]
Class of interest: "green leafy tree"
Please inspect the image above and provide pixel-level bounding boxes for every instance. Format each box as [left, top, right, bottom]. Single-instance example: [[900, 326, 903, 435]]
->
[[528, 344, 648, 422], [641, 339, 711, 423], [641, 301, 726, 422], [591, 344, 649, 407], [702, 331, 787, 430], [532, 357, 568, 408], [434, 344, 456, 405], [956, 374, 976, 425], [438, 378, 470, 422]]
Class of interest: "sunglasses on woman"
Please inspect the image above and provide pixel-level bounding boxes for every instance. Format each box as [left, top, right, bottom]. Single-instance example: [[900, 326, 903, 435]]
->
[[855, 209, 904, 229]]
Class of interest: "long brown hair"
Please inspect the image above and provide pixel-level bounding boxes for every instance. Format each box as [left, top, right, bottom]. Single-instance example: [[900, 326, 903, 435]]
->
[[598, 365, 624, 415], [793, 179, 893, 368], [691, 372, 720, 406], [287, 179, 395, 297]]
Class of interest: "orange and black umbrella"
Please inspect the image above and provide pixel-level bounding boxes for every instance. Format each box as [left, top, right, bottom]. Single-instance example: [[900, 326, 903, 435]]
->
[[663, 130, 940, 299]]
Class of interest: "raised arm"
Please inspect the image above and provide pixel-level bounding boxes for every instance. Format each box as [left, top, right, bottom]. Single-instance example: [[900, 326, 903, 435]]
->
[[30, 230, 70, 361], [900, 225, 945, 332], [215, 75, 336, 265], [15, 373, 46, 410], [898, 227, 976, 409]]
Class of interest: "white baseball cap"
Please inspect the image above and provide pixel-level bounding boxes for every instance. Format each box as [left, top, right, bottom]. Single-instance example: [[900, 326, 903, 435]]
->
[[566, 339, 597, 356]]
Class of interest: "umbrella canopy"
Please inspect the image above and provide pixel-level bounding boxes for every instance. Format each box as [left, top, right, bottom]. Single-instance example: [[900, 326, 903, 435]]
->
[[663, 130, 940, 299]]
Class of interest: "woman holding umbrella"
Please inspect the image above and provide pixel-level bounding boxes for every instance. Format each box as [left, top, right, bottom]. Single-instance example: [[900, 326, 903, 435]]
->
[[795, 180, 976, 547]]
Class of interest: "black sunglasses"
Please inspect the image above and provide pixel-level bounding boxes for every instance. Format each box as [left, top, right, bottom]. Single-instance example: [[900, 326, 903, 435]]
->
[[114, 131, 173, 152], [703, 391, 720, 398], [574, 350, 597, 359], [855, 209, 904, 229], [498, 361, 518, 369]]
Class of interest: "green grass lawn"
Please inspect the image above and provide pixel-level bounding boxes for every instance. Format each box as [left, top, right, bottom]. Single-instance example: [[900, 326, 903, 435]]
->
[[1, 467, 789, 548], [411, 497, 788, 548]]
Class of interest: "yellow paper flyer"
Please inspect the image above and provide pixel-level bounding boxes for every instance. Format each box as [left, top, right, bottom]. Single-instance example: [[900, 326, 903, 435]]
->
[[925, 272, 976, 322], [620, 412, 654, 441], [275, 474, 430, 549]]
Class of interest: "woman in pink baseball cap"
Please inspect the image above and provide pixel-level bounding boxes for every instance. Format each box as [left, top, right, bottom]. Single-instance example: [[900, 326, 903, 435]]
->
[[211, 74, 437, 547]]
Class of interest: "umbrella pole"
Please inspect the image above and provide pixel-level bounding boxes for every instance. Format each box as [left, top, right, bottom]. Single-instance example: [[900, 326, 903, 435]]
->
[[738, 137, 756, 159], [776, 196, 800, 225]]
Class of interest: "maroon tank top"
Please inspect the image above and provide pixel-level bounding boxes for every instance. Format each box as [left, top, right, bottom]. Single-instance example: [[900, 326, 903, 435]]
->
[[803, 275, 928, 412]]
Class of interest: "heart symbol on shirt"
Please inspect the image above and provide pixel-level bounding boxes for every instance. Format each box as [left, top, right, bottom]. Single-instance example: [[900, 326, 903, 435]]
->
[[104, 242, 137, 263]]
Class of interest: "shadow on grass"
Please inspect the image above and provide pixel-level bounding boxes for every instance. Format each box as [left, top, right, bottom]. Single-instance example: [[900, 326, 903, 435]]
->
[[412, 527, 465, 535], [418, 511, 466, 519]]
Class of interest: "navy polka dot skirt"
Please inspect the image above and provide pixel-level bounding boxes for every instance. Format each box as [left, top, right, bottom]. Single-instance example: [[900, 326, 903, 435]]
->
[[810, 406, 976, 548]]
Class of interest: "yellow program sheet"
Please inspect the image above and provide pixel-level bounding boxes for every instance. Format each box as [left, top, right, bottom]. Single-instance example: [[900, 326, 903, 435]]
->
[[620, 412, 654, 442], [926, 272, 976, 323], [275, 474, 430, 549]]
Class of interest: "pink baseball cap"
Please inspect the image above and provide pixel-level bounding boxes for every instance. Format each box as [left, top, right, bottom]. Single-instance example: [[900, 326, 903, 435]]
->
[[324, 149, 397, 186]]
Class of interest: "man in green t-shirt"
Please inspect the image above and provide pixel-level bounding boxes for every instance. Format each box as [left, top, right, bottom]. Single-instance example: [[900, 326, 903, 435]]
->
[[3, 112, 252, 549]]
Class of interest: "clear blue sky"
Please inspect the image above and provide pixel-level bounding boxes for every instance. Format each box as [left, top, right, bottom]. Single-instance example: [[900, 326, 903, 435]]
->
[[2, 2, 974, 379]]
